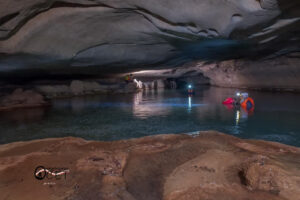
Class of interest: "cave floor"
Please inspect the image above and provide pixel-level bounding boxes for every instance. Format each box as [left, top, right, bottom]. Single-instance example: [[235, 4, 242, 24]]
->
[[0, 131, 300, 200]]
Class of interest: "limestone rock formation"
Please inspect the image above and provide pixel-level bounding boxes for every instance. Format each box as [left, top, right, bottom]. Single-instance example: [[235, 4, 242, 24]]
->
[[0, 0, 299, 79], [0, 131, 300, 200], [35, 79, 142, 98], [198, 53, 300, 90], [136, 52, 300, 90], [0, 88, 49, 110]]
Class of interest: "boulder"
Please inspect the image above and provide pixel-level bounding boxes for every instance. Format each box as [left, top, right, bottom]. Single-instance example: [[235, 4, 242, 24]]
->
[[36, 85, 71, 98], [116, 82, 141, 93], [0, 88, 49, 110], [82, 81, 108, 93], [70, 80, 84, 95]]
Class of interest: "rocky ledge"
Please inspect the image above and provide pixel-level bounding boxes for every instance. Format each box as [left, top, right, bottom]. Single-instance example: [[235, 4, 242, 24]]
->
[[0, 88, 50, 111], [0, 131, 300, 200]]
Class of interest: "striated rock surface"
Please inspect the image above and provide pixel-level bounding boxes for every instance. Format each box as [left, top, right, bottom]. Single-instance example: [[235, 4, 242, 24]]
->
[[0, 131, 300, 200], [0, 0, 299, 78], [199, 53, 300, 90], [139, 52, 300, 90]]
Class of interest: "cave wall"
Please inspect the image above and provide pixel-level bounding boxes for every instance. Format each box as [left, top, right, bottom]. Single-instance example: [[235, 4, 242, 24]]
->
[[0, 0, 299, 89], [137, 53, 300, 91], [0, 0, 299, 74], [199, 53, 300, 91]]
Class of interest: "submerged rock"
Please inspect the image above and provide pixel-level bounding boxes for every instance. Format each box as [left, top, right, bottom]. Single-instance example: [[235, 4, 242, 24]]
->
[[0, 131, 299, 200]]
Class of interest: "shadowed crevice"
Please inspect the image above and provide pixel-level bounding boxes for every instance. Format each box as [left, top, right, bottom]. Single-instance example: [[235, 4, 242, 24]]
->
[[0, 12, 19, 26]]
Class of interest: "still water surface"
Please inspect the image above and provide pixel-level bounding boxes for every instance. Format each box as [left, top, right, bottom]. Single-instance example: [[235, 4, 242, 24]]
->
[[1, 87, 300, 146]]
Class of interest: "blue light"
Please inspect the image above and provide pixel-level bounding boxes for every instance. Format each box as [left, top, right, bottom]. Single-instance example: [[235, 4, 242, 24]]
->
[[188, 85, 192, 89]]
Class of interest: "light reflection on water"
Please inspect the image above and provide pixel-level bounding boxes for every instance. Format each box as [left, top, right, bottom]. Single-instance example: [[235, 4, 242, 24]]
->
[[132, 92, 205, 119], [0, 87, 300, 146]]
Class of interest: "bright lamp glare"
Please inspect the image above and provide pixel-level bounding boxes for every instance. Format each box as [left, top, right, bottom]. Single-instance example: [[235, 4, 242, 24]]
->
[[188, 85, 192, 89], [236, 92, 241, 96]]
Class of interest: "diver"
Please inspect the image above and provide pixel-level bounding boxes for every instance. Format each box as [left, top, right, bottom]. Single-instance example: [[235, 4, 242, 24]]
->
[[236, 92, 254, 111], [187, 84, 195, 95], [125, 74, 133, 84], [223, 92, 255, 111]]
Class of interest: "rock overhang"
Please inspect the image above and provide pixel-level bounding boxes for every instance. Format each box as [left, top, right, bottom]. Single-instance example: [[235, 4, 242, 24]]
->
[[0, 0, 299, 77]]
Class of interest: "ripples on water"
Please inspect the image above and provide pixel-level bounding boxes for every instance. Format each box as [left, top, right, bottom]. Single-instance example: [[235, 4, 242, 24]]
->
[[0, 87, 300, 147]]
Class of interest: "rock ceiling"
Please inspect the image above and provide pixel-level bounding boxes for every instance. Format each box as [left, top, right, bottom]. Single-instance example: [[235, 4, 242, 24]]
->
[[0, 0, 299, 76]]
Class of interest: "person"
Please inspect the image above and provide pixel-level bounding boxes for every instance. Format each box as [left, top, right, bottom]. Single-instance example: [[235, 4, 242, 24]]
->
[[125, 74, 133, 84], [125, 75, 129, 83], [223, 92, 255, 111], [187, 84, 195, 95], [236, 92, 255, 110]]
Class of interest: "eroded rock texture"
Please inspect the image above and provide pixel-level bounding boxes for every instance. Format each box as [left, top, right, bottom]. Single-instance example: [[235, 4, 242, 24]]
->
[[0, 131, 300, 200], [200, 53, 300, 90], [0, 0, 299, 79], [136, 52, 300, 90]]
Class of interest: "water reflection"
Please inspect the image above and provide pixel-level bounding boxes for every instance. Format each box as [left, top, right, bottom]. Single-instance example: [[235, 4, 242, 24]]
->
[[188, 96, 192, 112], [236, 110, 241, 125], [132, 91, 171, 119], [235, 108, 251, 125], [0, 107, 46, 123], [71, 97, 88, 113]]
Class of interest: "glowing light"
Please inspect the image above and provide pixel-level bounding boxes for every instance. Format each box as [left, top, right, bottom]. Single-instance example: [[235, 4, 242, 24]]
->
[[188, 85, 192, 89], [236, 92, 241, 96]]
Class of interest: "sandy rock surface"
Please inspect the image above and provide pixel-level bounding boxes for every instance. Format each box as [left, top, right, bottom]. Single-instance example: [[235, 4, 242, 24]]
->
[[0, 131, 300, 200]]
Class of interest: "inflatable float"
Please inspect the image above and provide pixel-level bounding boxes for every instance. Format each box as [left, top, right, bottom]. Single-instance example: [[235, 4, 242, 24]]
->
[[241, 97, 255, 110], [222, 92, 255, 111]]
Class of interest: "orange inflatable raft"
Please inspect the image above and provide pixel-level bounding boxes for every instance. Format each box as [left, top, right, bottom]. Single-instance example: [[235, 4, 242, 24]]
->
[[241, 97, 255, 110]]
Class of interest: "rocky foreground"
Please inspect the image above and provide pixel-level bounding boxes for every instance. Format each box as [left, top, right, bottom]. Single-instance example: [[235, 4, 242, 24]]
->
[[0, 131, 300, 200]]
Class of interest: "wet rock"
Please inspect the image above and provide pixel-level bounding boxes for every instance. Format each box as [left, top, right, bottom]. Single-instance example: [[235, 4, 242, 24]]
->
[[36, 80, 141, 98], [0, 88, 49, 110], [36, 84, 71, 98], [70, 80, 84, 95], [70, 80, 109, 95], [0, 132, 299, 200], [240, 159, 300, 198], [123, 82, 141, 93], [114, 82, 141, 94]]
